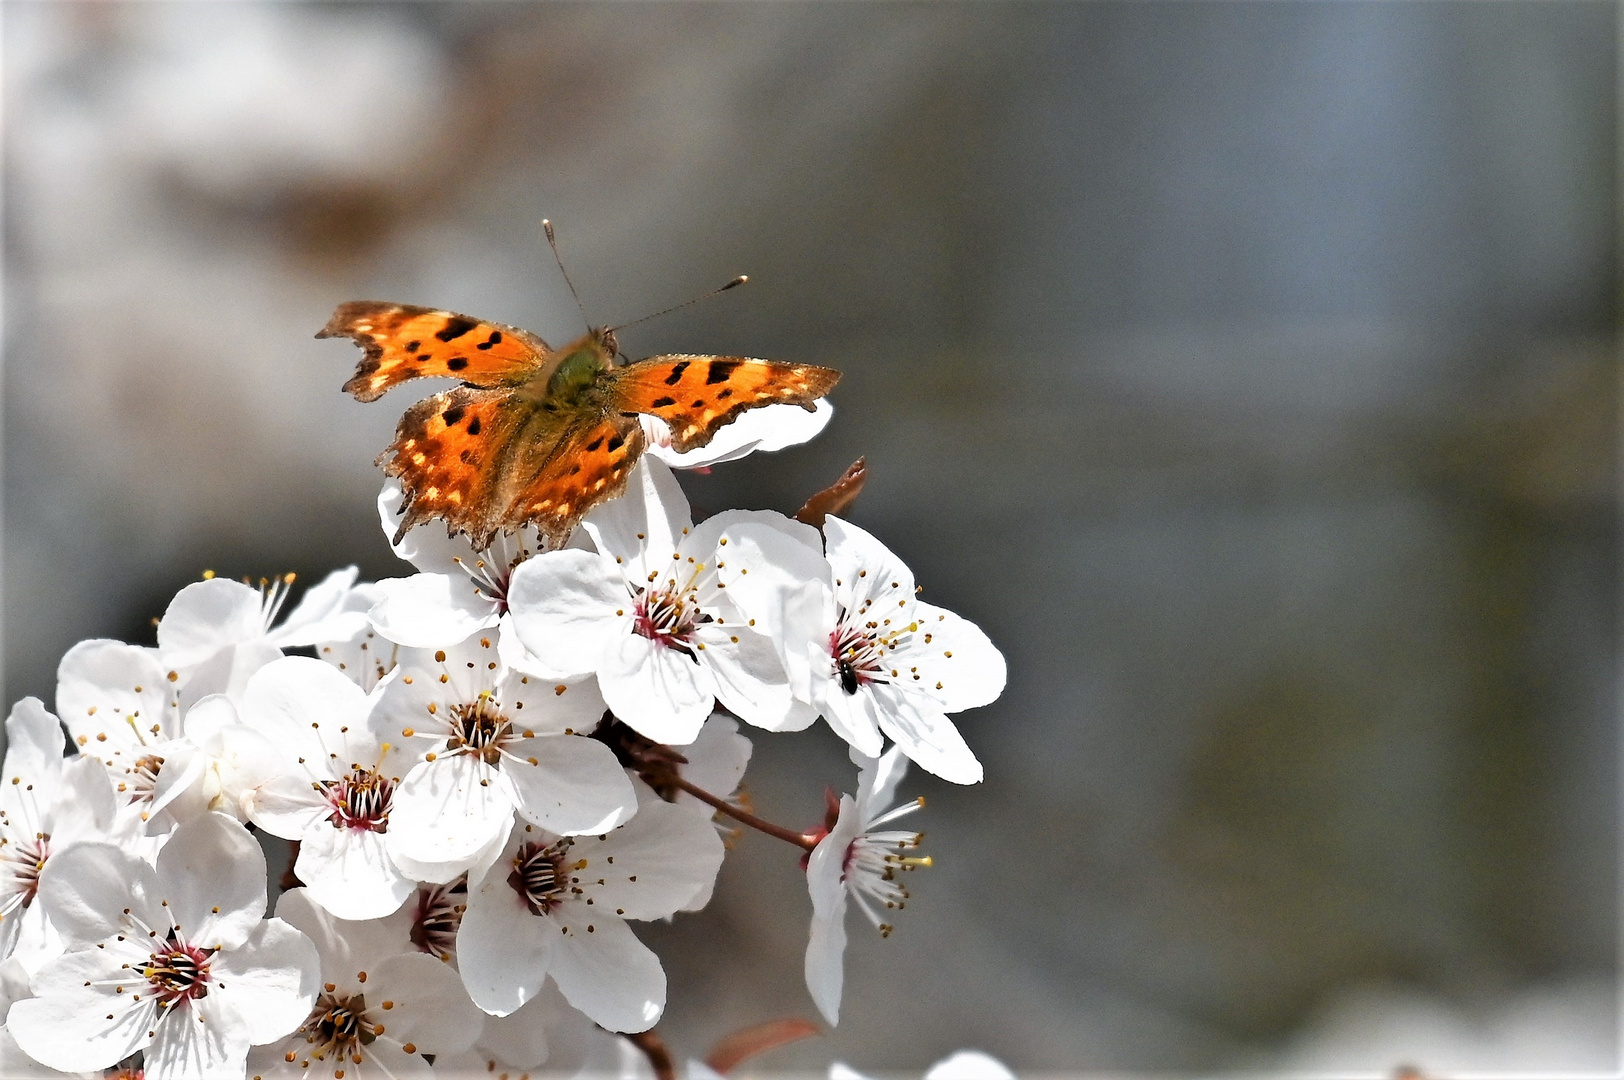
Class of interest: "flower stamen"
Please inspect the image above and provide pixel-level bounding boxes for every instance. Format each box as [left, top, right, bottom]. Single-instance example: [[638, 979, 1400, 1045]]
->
[[507, 839, 573, 916]]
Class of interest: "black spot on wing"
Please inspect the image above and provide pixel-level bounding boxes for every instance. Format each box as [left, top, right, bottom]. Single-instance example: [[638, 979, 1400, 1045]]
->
[[705, 359, 741, 385], [651, 396, 676, 408], [405, 341, 420, 353], [442, 405, 466, 426], [446, 357, 468, 372], [716, 388, 732, 400], [607, 435, 624, 452], [476, 330, 503, 351], [467, 416, 481, 436], [585, 437, 604, 452], [664, 361, 690, 386], [436, 317, 479, 342]]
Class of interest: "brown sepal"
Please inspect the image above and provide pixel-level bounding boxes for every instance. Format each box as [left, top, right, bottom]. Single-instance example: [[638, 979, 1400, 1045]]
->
[[795, 458, 868, 530]]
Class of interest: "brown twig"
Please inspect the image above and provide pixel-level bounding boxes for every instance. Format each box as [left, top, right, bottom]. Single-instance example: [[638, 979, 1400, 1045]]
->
[[795, 458, 867, 529], [627, 1029, 676, 1080], [674, 778, 818, 852]]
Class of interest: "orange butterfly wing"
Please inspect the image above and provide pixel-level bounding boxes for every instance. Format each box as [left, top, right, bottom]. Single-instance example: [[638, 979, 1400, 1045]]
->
[[320, 302, 551, 403], [607, 354, 841, 453], [501, 415, 647, 549], [381, 386, 528, 546]]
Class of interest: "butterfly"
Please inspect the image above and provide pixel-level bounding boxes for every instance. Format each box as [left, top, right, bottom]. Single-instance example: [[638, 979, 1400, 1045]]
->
[[320, 302, 841, 551]]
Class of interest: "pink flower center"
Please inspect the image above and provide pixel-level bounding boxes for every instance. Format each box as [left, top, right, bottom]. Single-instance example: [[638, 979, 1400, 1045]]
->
[[323, 767, 394, 833], [1, 833, 49, 910], [145, 938, 212, 1006], [633, 585, 702, 651]]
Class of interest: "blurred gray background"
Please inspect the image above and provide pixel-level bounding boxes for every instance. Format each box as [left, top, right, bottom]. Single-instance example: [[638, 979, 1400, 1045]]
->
[[3, 2, 1618, 1075]]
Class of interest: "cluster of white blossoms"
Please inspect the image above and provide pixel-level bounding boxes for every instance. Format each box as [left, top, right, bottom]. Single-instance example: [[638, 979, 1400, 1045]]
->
[[0, 405, 1006, 1080]]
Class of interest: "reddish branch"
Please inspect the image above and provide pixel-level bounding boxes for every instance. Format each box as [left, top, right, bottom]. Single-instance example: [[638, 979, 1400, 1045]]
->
[[673, 778, 818, 852], [627, 1029, 676, 1080]]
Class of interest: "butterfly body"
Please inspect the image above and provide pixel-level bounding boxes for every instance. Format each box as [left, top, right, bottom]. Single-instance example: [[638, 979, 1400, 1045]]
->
[[320, 302, 840, 551]]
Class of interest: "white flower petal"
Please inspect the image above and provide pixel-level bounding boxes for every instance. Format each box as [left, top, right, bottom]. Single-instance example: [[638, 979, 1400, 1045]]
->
[[507, 551, 629, 675], [905, 602, 1007, 712], [804, 794, 859, 1026], [244, 774, 331, 839], [387, 757, 513, 883], [177, 637, 284, 712], [457, 838, 557, 1016], [646, 399, 833, 468], [8, 944, 158, 1072], [582, 800, 725, 921], [297, 826, 414, 921], [698, 625, 811, 733], [157, 578, 264, 673], [143, 991, 248, 1080], [815, 667, 886, 758], [548, 905, 664, 1033], [2, 699, 63, 785], [361, 1038, 438, 1080], [501, 669, 608, 737], [269, 567, 371, 647], [869, 684, 983, 785], [580, 458, 691, 583], [209, 916, 321, 1046], [35, 841, 161, 950], [272, 888, 420, 991], [467, 981, 587, 1073], [504, 736, 637, 836], [381, 478, 468, 575], [822, 517, 917, 615], [142, 738, 208, 823], [0, 1025, 65, 1078], [241, 656, 372, 773], [599, 634, 713, 746], [855, 745, 910, 821], [56, 639, 178, 755], [48, 755, 119, 848], [369, 573, 498, 648], [154, 812, 267, 950], [369, 951, 485, 1056]]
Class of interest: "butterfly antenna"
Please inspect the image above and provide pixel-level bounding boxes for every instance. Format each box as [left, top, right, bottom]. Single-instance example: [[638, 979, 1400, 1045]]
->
[[542, 219, 592, 330], [607, 275, 748, 335]]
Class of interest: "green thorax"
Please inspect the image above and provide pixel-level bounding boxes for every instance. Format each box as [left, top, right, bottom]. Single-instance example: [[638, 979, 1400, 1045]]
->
[[536, 329, 616, 405]]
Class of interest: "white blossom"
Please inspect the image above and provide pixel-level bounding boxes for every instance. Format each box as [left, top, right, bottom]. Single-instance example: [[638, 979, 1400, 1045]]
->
[[804, 746, 930, 1026], [507, 458, 816, 746], [0, 699, 118, 974], [240, 657, 418, 920], [55, 640, 202, 835], [456, 792, 724, 1031], [156, 567, 371, 707], [8, 813, 320, 1080], [733, 515, 1005, 784], [370, 634, 636, 884], [247, 888, 483, 1080]]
